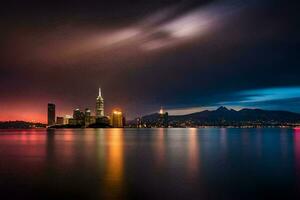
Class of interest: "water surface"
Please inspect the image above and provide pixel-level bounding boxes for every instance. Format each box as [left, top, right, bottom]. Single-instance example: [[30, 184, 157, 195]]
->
[[0, 128, 299, 199]]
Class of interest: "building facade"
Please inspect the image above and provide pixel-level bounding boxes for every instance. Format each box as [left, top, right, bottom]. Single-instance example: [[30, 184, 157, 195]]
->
[[63, 115, 72, 125], [47, 103, 56, 126], [73, 108, 85, 125], [111, 110, 123, 128], [56, 117, 64, 125], [84, 108, 92, 127]]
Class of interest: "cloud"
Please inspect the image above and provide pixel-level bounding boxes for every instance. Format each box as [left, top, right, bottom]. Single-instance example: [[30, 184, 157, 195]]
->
[[238, 87, 300, 103], [217, 87, 300, 112], [160, 87, 300, 115], [5, 0, 249, 65]]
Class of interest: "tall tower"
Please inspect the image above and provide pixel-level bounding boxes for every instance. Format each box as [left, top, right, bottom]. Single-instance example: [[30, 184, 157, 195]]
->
[[47, 103, 56, 126], [96, 87, 104, 118]]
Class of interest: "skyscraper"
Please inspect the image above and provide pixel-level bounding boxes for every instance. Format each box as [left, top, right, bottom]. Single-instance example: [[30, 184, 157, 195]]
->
[[73, 108, 84, 125], [84, 108, 91, 127], [47, 103, 56, 126], [73, 108, 81, 120], [96, 87, 104, 118]]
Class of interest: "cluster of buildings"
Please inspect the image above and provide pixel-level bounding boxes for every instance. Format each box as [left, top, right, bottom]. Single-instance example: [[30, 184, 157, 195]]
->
[[135, 107, 169, 128], [47, 88, 125, 128]]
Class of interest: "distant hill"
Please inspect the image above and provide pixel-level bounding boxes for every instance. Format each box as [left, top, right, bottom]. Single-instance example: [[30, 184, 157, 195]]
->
[[140, 107, 300, 127], [0, 121, 46, 129]]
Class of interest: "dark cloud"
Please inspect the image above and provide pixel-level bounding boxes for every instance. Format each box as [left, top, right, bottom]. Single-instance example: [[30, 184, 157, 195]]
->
[[0, 0, 300, 121]]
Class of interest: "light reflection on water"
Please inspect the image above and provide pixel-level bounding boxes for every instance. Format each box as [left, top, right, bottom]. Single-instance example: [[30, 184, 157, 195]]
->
[[294, 128, 300, 190], [0, 128, 298, 199], [103, 128, 124, 199], [187, 128, 199, 177]]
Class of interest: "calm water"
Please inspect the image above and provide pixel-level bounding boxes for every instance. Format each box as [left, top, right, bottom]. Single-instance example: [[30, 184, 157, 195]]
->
[[0, 128, 299, 199]]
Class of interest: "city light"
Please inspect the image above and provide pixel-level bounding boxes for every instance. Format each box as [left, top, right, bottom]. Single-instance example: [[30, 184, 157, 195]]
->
[[113, 110, 122, 115]]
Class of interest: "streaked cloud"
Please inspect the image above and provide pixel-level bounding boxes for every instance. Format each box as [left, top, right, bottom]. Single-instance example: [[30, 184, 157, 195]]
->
[[216, 86, 300, 112], [159, 87, 300, 115], [6, 0, 250, 64], [238, 87, 300, 103]]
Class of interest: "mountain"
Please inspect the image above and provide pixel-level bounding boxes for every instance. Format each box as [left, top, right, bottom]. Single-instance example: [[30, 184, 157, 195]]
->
[[139, 107, 300, 127]]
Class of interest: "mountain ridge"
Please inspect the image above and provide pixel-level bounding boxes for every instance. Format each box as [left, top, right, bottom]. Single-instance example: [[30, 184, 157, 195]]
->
[[139, 107, 300, 127]]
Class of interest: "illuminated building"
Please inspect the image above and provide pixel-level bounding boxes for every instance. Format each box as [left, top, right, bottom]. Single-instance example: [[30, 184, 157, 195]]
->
[[111, 110, 123, 128], [159, 107, 169, 128], [47, 103, 56, 126], [84, 108, 92, 127], [73, 108, 81, 120], [96, 87, 104, 118], [159, 107, 164, 115], [63, 115, 72, 124], [56, 117, 64, 125], [73, 108, 85, 125]]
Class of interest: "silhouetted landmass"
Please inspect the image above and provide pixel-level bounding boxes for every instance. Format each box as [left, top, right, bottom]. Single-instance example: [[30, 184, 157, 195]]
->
[[140, 107, 300, 127], [88, 123, 111, 128], [0, 121, 46, 129], [48, 122, 111, 129], [49, 124, 82, 129]]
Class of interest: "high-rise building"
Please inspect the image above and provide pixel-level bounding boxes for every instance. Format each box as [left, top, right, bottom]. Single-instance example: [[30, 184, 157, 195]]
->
[[73, 108, 81, 120], [85, 108, 91, 116], [85, 108, 92, 127], [111, 109, 123, 128], [96, 87, 104, 118], [73, 108, 85, 125], [47, 103, 56, 126]]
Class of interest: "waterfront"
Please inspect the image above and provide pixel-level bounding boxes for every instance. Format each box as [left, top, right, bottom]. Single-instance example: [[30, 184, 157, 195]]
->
[[0, 128, 299, 199]]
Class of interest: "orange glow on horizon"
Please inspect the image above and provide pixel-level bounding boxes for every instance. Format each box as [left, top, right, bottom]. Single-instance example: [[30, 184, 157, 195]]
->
[[0, 112, 46, 123], [0, 101, 73, 124]]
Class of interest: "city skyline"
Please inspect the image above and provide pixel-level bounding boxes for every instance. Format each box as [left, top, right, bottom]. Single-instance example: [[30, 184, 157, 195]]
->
[[1, 1, 300, 199], [46, 88, 127, 128], [0, 0, 300, 122]]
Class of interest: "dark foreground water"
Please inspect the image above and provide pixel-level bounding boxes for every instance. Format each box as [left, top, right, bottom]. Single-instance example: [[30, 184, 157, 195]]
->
[[0, 128, 300, 200]]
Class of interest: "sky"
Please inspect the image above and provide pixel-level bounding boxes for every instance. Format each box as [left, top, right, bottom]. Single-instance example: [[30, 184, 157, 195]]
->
[[0, 0, 300, 122]]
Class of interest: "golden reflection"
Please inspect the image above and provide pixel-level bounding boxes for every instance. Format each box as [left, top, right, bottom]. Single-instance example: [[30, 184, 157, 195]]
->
[[82, 129, 97, 161], [95, 129, 106, 162], [155, 128, 166, 167], [187, 128, 200, 177], [63, 130, 75, 142], [103, 128, 124, 199]]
